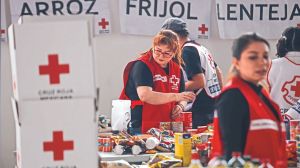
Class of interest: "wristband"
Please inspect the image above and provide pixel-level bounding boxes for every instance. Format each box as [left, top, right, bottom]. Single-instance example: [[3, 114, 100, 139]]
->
[[176, 104, 184, 111]]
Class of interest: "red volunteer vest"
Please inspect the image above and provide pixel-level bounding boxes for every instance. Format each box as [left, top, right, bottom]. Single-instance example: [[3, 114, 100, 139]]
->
[[119, 51, 181, 133], [212, 77, 287, 167]]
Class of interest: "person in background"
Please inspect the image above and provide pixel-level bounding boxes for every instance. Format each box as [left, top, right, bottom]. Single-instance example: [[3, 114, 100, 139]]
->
[[161, 18, 223, 128], [212, 33, 287, 166], [119, 30, 195, 134], [267, 27, 300, 115]]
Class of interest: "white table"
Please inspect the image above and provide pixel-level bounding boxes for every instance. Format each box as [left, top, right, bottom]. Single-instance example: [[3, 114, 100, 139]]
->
[[99, 152, 174, 163]]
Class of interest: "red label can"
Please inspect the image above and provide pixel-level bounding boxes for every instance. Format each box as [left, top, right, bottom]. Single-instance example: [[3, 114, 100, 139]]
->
[[181, 112, 192, 130], [98, 138, 113, 152]]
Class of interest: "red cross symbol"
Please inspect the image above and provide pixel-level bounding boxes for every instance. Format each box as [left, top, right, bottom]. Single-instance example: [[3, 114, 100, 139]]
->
[[98, 18, 109, 29], [39, 54, 70, 84], [170, 75, 179, 85], [297, 23, 300, 28], [291, 81, 300, 97], [43, 131, 74, 161], [198, 24, 208, 35]]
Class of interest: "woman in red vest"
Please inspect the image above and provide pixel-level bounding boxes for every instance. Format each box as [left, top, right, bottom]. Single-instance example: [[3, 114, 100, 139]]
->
[[120, 30, 195, 134], [212, 33, 287, 167]]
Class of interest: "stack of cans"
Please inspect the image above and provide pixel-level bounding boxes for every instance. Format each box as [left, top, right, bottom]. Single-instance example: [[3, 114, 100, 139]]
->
[[175, 112, 192, 131], [98, 137, 113, 152]]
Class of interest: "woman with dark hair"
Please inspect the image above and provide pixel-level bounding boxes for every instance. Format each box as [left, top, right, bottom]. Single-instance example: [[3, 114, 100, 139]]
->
[[267, 27, 300, 117], [119, 30, 195, 134], [212, 33, 287, 166]]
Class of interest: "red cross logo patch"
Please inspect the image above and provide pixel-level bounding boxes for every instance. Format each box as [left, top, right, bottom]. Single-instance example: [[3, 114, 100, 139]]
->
[[170, 75, 179, 90], [198, 24, 208, 35], [43, 131, 74, 161], [39, 54, 70, 85], [98, 18, 109, 29], [281, 76, 300, 105]]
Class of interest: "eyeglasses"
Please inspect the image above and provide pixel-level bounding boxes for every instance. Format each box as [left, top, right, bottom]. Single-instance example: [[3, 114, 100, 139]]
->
[[153, 48, 173, 58]]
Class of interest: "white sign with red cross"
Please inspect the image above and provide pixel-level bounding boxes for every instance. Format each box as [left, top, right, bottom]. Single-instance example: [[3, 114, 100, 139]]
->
[[8, 20, 96, 101], [119, 0, 212, 39], [12, 98, 98, 168], [9, 0, 111, 35]]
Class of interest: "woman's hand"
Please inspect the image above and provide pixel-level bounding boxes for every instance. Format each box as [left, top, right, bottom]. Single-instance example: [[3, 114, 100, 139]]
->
[[171, 104, 183, 119], [175, 91, 196, 102]]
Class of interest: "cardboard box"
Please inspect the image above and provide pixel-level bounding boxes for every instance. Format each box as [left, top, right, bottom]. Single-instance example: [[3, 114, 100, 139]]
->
[[12, 98, 98, 168], [17, 15, 95, 38], [8, 20, 96, 101]]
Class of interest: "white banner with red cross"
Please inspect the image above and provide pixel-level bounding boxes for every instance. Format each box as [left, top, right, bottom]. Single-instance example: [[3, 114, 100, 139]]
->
[[8, 20, 96, 101], [216, 0, 300, 39], [12, 98, 98, 168], [119, 0, 212, 39], [1, 0, 8, 42], [9, 0, 111, 35]]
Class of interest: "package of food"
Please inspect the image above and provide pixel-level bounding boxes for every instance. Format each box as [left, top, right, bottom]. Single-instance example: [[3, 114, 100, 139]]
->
[[148, 154, 181, 168], [132, 144, 146, 155], [100, 160, 133, 168], [147, 128, 162, 138], [146, 137, 160, 150], [160, 122, 172, 130]]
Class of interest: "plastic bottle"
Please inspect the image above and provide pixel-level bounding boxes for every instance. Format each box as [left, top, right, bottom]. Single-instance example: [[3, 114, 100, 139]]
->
[[196, 144, 209, 167], [252, 158, 261, 168], [189, 152, 203, 168], [258, 159, 273, 168], [207, 154, 228, 168], [243, 155, 254, 168], [227, 152, 245, 168]]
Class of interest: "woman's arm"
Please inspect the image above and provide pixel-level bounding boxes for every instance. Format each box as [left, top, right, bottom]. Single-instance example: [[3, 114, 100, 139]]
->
[[136, 86, 195, 105], [216, 66, 223, 89], [185, 73, 206, 91]]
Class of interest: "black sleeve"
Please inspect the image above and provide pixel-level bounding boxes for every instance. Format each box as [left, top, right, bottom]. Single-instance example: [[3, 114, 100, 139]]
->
[[182, 46, 203, 80], [215, 89, 250, 161], [179, 69, 185, 92], [125, 61, 153, 100], [131, 61, 153, 87]]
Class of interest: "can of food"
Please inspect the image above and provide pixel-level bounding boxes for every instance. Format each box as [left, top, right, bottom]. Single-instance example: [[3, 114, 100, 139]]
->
[[197, 126, 208, 134], [98, 137, 113, 152], [174, 133, 192, 167], [113, 144, 125, 155], [187, 129, 197, 135], [290, 120, 300, 140], [146, 137, 160, 150], [132, 145, 145, 155], [172, 121, 183, 133], [181, 112, 192, 130], [160, 122, 171, 130]]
